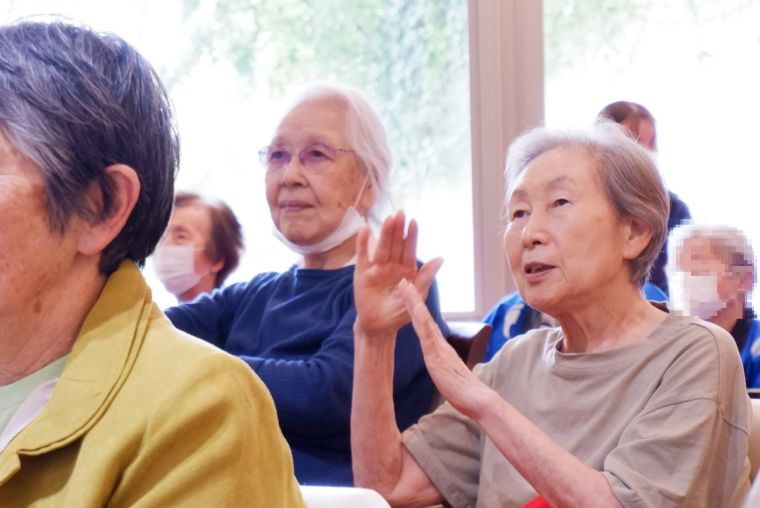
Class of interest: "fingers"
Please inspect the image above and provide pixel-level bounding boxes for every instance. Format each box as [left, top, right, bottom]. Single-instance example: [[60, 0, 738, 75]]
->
[[401, 219, 419, 268], [373, 211, 405, 264], [414, 257, 443, 299], [355, 225, 372, 270], [397, 278, 443, 345], [388, 211, 405, 262]]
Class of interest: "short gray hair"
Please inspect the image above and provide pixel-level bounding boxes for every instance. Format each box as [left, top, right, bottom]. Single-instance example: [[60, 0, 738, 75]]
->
[[283, 83, 392, 224], [668, 224, 756, 291], [504, 122, 669, 287], [0, 21, 179, 275]]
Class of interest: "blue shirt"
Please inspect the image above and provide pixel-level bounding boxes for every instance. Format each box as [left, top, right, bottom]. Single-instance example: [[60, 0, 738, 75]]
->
[[166, 263, 445, 485]]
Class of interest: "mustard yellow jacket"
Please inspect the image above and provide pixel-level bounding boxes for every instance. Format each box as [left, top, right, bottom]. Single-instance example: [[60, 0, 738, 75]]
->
[[0, 262, 304, 507]]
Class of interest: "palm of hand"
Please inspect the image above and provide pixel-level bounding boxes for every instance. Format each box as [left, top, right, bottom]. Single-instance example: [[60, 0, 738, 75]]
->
[[354, 257, 418, 337]]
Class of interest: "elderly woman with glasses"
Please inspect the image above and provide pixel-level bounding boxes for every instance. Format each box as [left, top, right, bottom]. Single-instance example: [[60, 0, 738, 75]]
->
[[351, 123, 750, 507], [166, 83, 446, 486]]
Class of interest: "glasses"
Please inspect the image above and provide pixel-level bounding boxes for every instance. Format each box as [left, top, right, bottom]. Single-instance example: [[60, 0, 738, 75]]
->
[[258, 143, 354, 172]]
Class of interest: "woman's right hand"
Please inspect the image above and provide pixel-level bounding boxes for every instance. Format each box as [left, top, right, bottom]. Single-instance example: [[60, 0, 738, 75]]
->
[[353, 211, 442, 339]]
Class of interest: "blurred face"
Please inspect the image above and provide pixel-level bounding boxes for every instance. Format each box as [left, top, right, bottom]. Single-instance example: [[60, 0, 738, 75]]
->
[[162, 203, 220, 278], [675, 237, 744, 305], [504, 147, 636, 314], [264, 98, 371, 246], [623, 117, 655, 151], [0, 131, 83, 325]]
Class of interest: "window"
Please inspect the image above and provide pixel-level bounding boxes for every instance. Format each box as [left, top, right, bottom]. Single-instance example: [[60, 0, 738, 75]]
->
[[544, 0, 760, 307], [3, 0, 489, 314]]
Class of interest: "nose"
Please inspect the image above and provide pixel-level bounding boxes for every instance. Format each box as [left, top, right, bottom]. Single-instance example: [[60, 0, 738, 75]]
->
[[279, 154, 308, 186], [520, 210, 549, 249]]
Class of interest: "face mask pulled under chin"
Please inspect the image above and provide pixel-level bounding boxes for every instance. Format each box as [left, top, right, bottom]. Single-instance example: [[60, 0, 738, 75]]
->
[[272, 206, 366, 256], [669, 272, 728, 320], [153, 244, 202, 297]]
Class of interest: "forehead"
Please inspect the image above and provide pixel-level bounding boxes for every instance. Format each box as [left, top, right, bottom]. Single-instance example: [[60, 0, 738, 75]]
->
[[509, 146, 600, 199], [169, 203, 212, 236], [679, 237, 724, 263], [273, 98, 348, 145]]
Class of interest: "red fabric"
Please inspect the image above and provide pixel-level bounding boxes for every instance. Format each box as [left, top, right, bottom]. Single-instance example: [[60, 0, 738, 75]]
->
[[523, 496, 551, 508]]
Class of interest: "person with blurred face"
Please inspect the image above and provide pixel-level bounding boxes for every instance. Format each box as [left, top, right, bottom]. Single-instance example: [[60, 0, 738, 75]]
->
[[154, 192, 244, 301], [669, 224, 760, 387], [598, 100, 691, 295], [0, 20, 302, 506], [166, 83, 446, 486], [350, 123, 750, 507]]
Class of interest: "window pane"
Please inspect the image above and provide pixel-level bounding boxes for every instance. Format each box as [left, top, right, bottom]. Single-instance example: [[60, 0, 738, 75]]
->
[[3, 0, 473, 312], [544, 0, 760, 307]]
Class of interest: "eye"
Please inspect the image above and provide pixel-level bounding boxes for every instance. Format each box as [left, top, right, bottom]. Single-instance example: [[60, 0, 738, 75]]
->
[[269, 149, 288, 161], [307, 148, 331, 160], [553, 198, 570, 207], [510, 209, 528, 221]]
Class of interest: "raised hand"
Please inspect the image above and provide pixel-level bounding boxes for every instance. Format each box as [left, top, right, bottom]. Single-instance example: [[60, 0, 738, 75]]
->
[[397, 278, 487, 418], [353, 211, 442, 339]]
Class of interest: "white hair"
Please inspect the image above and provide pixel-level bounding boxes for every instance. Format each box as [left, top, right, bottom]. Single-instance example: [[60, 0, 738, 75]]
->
[[280, 82, 393, 225]]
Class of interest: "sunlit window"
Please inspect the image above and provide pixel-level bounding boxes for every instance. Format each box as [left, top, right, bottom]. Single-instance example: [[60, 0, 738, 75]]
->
[[3, 0, 473, 312], [544, 0, 760, 307]]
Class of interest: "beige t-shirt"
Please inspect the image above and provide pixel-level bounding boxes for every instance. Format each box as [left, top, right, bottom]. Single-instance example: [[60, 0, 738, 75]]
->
[[403, 312, 751, 508]]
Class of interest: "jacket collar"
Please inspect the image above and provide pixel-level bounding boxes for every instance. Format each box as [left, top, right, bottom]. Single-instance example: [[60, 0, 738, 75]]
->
[[0, 261, 153, 484]]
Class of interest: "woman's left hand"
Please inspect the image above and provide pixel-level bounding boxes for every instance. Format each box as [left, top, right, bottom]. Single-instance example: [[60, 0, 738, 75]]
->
[[397, 278, 490, 418], [353, 211, 442, 339]]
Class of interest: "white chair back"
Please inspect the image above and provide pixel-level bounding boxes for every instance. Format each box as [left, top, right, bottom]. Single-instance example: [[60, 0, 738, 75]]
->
[[300, 486, 390, 508]]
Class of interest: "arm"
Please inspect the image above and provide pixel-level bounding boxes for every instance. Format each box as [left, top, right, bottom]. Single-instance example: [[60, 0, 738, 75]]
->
[[351, 212, 444, 506], [111, 353, 303, 507], [397, 281, 623, 508], [240, 308, 358, 434], [164, 282, 247, 349]]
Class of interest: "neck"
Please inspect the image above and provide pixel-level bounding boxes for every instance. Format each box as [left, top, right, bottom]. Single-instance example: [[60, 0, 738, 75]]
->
[[178, 275, 216, 302], [0, 260, 106, 385], [553, 282, 667, 354], [303, 234, 358, 269], [710, 296, 745, 333]]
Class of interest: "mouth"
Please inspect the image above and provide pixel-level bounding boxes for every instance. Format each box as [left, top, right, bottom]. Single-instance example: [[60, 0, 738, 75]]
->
[[524, 262, 554, 275], [279, 200, 312, 211]]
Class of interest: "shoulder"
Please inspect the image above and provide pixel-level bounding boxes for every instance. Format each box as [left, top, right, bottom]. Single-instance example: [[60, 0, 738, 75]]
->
[[135, 308, 269, 399], [667, 191, 691, 221], [650, 314, 747, 411], [748, 320, 760, 356]]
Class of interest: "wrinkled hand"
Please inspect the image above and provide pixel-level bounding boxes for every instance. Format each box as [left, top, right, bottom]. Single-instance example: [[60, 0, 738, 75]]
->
[[397, 279, 487, 417], [353, 211, 443, 338]]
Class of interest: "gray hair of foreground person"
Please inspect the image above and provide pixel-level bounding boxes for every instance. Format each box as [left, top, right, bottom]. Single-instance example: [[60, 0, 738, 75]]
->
[[282, 83, 392, 224], [0, 21, 179, 274], [504, 122, 670, 288]]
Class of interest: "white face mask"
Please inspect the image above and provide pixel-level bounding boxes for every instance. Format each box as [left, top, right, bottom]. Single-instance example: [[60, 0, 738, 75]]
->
[[670, 272, 728, 320], [153, 244, 201, 297], [273, 175, 369, 256]]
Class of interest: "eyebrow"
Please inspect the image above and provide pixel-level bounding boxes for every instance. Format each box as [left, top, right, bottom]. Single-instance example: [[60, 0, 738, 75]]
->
[[509, 175, 576, 202]]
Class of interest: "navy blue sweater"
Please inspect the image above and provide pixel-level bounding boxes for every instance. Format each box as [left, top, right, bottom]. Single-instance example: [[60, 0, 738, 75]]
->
[[165, 264, 445, 485]]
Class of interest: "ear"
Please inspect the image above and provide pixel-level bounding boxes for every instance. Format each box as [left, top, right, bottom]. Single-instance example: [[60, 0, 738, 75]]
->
[[737, 267, 755, 295], [209, 259, 224, 275], [357, 173, 375, 216], [621, 217, 653, 261], [77, 164, 141, 256]]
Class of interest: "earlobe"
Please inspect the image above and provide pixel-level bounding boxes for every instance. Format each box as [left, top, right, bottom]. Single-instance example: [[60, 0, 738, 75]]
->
[[78, 164, 141, 256]]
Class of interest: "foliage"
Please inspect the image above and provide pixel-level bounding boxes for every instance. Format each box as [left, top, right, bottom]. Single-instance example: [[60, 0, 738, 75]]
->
[[174, 0, 471, 197]]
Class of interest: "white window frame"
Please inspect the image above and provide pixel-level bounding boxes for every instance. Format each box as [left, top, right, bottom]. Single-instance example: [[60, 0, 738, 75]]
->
[[449, 0, 544, 320]]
